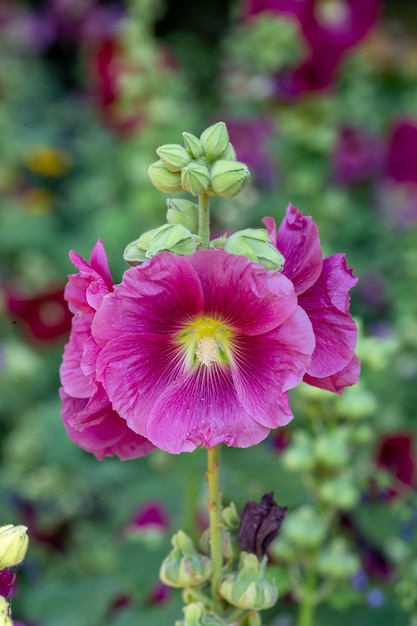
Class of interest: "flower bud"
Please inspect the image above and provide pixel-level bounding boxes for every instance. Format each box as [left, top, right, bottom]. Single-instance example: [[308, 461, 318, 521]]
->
[[281, 431, 315, 472], [177, 602, 224, 626], [146, 224, 198, 258], [156, 144, 192, 172], [148, 160, 182, 193], [159, 530, 212, 588], [123, 227, 162, 265], [237, 492, 287, 559], [313, 429, 349, 469], [240, 611, 262, 626], [219, 552, 278, 610], [166, 198, 199, 233], [182, 132, 204, 159], [200, 122, 229, 160], [316, 539, 360, 579], [318, 475, 359, 510], [282, 506, 327, 549], [210, 160, 250, 198], [222, 502, 240, 530], [0, 597, 9, 616], [221, 142, 237, 161], [0, 524, 28, 569], [225, 229, 284, 271], [181, 163, 210, 195]]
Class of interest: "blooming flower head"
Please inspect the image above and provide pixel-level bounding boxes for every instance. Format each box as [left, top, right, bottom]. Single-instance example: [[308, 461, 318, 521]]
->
[[59, 239, 155, 460], [263, 204, 359, 392], [386, 118, 417, 185], [90, 248, 315, 454]]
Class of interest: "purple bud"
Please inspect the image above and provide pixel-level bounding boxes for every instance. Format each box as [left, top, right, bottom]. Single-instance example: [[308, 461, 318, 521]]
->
[[237, 492, 287, 558]]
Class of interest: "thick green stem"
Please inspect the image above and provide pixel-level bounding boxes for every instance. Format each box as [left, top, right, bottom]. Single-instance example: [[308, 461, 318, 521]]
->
[[207, 445, 223, 612], [297, 565, 316, 626], [198, 192, 210, 249]]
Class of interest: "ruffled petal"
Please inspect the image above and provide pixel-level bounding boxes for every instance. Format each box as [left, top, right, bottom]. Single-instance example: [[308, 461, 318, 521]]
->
[[187, 249, 297, 335], [303, 354, 361, 393], [231, 306, 315, 427], [60, 315, 95, 398], [300, 254, 358, 377], [92, 253, 204, 346], [59, 387, 155, 460], [273, 204, 323, 295], [65, 239, 113, 314], [145, 367, 271, 453]]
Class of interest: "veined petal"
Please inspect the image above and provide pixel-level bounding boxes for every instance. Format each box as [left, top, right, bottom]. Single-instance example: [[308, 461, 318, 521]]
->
[[187, 249, 297, 335], [274, 204, 323, 295], [66, 239, 113, 314], [231, 306, 315, 427], [300, 254, 358, 377], [303, 354, 361, 393], [59, 387, 154, 460], [145, 367, 271, 453], [60, 314, 95, 398], [92, 253, 204, 346]]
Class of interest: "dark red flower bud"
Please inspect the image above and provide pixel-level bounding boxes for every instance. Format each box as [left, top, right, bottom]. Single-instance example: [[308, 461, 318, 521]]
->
[[237, 492, 287, 558]]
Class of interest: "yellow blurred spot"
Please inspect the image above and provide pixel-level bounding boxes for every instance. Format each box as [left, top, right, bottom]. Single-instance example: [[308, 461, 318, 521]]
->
[[21, 188, 54, 215], [24, 145, 72, 177]]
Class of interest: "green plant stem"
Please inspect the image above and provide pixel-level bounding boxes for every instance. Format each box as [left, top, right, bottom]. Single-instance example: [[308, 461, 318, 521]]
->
[[297, 565, 317, 626], [207, 445, 223, 613], [198, 191, 210, 249]]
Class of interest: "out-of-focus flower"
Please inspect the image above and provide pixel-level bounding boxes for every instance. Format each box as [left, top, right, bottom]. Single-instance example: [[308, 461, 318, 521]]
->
[[332, 126, 383, 185], [124, 501, 170, 544], [19, 188, 54, 216], [5, 285, 72, 343], [386, 119, 417, 185], [59, 239, 155, 460], [264, 204, 359, 393], [0, 569, 15, 600], [376, 180, 417, 230], [376, 432, 416, 497], [23, 146, 72, 178], [90, 248, 315, 454], [224, 117, 278, 189]]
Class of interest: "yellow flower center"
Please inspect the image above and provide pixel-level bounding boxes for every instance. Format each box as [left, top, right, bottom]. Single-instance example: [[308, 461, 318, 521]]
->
[[176, 316, 234, 368]]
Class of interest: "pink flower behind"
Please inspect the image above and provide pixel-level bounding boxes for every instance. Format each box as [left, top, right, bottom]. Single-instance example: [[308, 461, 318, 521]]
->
[[264, 204, 359, 393], [91, 249, 316, 454], [59, 239, 155, 460]]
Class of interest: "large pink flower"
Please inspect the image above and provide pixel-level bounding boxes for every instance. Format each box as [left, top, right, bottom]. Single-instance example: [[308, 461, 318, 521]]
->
[[59, 239, 154, 460], [263, 204, 359, 393], [91, 250, 315, 454]]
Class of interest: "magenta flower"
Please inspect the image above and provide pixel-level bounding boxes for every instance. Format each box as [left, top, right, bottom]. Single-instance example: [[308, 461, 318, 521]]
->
[[263, 204, 359, 393], [90, 249, 315, 454], [386, 119, 417, 185], [332, 126, 384, 185], [59, 239, 155, 460]]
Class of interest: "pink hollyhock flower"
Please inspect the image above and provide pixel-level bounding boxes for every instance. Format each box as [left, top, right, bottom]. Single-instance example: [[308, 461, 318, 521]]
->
[[124, 500, 170, 537], [59, 239, 155, 460], [263, 204, 359, 393], [376, 432, 416, 498], [332, 126, 384, 185], [91, 249, 315, 454]]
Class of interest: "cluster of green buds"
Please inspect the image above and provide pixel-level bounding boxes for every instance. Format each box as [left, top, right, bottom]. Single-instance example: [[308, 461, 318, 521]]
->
[[0, 524, 29, 626], [148, 122, 250, 198]]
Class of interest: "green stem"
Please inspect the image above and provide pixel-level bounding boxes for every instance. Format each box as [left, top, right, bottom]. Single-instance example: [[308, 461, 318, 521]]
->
[[207, 445, 223, 612], [198, 192, 210, 249], [297, 565, 317, 626]]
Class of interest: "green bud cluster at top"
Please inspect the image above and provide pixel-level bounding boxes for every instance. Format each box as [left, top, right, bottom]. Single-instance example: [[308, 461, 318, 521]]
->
[[148, 121, 250, 199]]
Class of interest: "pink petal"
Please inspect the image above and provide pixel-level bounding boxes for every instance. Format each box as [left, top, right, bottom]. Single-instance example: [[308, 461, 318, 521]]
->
[[60, 387, 154, 460], [65, 239, 113, 314], [274, 204, 323, 295], [303, 354, 360, 393], [231, 306, 315, 427], [300, 254, 358, 377], [60, 315, 95, 398], [187, 249, 297, 335]]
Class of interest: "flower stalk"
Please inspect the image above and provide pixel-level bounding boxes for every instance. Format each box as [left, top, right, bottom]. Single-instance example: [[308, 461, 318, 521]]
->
[[207, 445, 224, 614], [297, 565, 317, 626], [198, 191, 210, 249]]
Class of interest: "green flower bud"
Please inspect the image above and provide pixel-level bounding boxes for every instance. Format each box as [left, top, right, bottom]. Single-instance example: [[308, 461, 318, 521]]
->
[[219, 553, 278, 611], [181, 162, 210, 195], [269, 536, 297, 562], [123, 239, 149, 266], [177, 602, 224, 626], [224, 228, 284, 271], [182, 132, 204, 159], [0, 597, 9, 616], [0, 614, 13, 626], [199, 527, 235, 561], [146, 224, 198, 257], [313, 429, 349, 469], [148, 160, 182, 193], [318, 475, 359, 510], [283, 506, 327, 550], [222, 502, 240, 530], [348, 424, 373, 445], [200, 121, 229, 160], [240, 611, 262, 626], [210, 160, 250, 198], [159, 531, 212, 588], [316, 539, 360, 579], [166, 198, 199, 233], [337, 384, 378, 420], [156, 143, 192, 172], [281, 431, 315, 472], [0, 524, 28, 569], [221, 142, 237, 161]]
